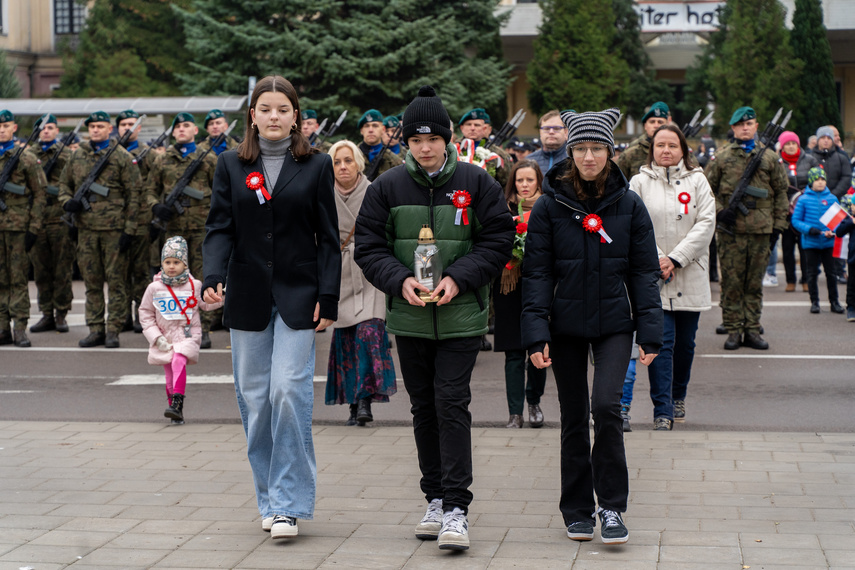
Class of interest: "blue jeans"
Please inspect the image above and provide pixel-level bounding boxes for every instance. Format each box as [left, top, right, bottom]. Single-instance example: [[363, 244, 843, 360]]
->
[[230, 308, 317, 520], [646, 310, 701, 419], [620, 359, 636, 407], [766, 246, 777, 276]]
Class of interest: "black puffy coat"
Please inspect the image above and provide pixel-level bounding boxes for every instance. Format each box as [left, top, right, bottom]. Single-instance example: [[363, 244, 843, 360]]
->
[[520, 160, 663, 354], [812, 147, 852, 198]]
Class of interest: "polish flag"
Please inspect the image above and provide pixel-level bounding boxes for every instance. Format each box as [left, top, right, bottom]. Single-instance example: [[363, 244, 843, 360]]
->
[[833, 235, 849, 260], [820, 202, 848, 231]]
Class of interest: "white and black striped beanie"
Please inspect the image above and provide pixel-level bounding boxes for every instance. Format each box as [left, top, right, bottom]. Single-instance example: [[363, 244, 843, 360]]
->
[[561, 108, 622, 154]]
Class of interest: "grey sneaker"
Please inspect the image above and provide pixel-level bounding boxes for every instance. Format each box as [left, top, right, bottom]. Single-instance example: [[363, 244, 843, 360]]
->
[[566, 520, 594, 541], [653, 417, 673, 431], [848, 307, 855, 322], [438, 507, 469, 550], [270, 515, 298, 539], [597, 508, 628, 544], [673, 400, 686, 422], [415, 498, 443, 539]]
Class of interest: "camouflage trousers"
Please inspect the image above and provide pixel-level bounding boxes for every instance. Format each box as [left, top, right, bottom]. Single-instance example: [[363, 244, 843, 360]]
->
[[166, 229, 216, 333], [30, 223, 75, 317], [77, 229, 130, 334], [0, 231, 29, 328], [718, 232, 769, 334], [126, 233, 152, 321]]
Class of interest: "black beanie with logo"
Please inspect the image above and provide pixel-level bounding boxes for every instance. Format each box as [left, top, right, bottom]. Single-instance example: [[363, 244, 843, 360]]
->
[[402, 86, 452, 144]]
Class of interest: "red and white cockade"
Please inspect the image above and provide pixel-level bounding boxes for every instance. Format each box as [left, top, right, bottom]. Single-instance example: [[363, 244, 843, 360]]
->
[[582, 213, 613, 244], [246, 171, 271, 203]]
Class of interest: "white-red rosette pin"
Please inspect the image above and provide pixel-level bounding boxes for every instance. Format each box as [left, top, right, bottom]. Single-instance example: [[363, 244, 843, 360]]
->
[[246, 172, 271, 203], [678, 191, 691, 214], [452, 190, 471, 225], [582, 213, 612, 244]]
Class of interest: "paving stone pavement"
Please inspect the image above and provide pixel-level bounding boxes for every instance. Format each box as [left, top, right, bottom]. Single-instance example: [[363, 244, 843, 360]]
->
[[0, 421, 854, 569]]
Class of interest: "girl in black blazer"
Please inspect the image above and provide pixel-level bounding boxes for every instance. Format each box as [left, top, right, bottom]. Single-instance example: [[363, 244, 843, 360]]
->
[[202, 76, 340, 540]]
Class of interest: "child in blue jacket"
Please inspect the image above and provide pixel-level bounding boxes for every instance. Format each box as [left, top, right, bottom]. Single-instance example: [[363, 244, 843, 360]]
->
[[791, 167, 844, 314]]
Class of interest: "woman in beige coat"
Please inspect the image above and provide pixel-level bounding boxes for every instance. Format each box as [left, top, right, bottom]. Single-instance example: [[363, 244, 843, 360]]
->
[[324, 140, 397, 425], [628, 124, 715, 428]]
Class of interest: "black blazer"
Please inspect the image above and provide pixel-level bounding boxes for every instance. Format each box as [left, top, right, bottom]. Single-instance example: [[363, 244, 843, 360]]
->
[[203, 149, 340, 331]]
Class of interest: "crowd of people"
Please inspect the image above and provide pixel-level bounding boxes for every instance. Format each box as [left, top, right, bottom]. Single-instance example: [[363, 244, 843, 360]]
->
[[2, 76, 853, 551]]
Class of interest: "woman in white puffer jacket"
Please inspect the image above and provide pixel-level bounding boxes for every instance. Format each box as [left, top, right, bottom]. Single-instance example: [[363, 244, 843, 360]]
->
[[628, 124, 716, 429]]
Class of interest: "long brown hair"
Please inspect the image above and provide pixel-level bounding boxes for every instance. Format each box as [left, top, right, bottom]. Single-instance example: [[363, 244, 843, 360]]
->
[[237, 75, 317, 163], [504, 159, 543, 206], [646, 124, 698, 169], [559, 157, 611, 200]]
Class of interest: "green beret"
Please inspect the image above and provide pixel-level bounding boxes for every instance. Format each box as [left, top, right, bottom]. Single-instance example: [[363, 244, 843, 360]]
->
[[172, 112, 196, 129], [204, 109, 225, 127], [808, 166, 826, 186], [0, 110, 13, 123], [35, 114, 58, 128], [84, 111, 111, 126], [729, 106, 756, 126], [301, 110, 317, 121], [641, 101, 670, 124], [115, 109, 139, 126], [459, 108, 491, 126], [383, 115, 400, 128], [358, 109, 384, 130]]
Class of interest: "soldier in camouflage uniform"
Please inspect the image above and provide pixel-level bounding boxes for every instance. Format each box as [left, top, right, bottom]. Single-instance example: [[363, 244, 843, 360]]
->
[[144, 112, 218, 348], [0, 110, 48, 347], [59, 110, 141, 348], [358, 109, 403, 181], [617, 101, 670, 180], [456, 108, 513, 190], [28, 114, 74, 335], [302, 109, 331, 153], [198, 109, 238, 157], [705, 107, 789, 351]]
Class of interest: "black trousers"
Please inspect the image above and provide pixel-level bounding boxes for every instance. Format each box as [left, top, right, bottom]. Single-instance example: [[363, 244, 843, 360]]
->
[[395, 335, 480, 513], [551, 333, 632, 525], [782, 230, 807, 284], [804, 248, 839, 304]]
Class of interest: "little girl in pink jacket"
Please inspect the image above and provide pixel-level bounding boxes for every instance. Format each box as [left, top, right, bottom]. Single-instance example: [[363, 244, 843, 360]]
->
[[139, 236, 223, 424]]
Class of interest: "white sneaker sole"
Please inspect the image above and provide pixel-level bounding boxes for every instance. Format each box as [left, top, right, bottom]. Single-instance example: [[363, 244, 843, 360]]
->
[[438, 534, 469, 550], [601, 534, 629, 545], [415, 521, 441, 540], [271, 524, 298, 539]]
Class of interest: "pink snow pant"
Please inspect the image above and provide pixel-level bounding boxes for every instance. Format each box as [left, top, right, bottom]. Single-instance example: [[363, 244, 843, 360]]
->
[[164, 353, 188, 402]]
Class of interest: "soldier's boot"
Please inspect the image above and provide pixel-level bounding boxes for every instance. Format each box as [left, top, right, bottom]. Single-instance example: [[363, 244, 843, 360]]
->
[[13, 323, 31, 348], [55, 312, 69, 333], [165, 393, 185, 425], [200, 331, 212, 350], [0, 325, 13, 345], [30, 314, 56, 333], [79, 330, 106, 348], [723, 333, 742, 351], [105, 331, 120, 349], [715, 323, 727, 335], [741, 332, 769, 350]]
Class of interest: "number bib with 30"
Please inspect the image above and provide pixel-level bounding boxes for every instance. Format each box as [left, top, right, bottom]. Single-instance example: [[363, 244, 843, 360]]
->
[[153, 291, 194, 320]]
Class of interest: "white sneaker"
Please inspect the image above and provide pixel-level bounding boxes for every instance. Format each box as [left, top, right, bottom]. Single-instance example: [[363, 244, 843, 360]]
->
[[270, 515, 298, 539], [261, 516, 274, 532], [762, 273, 778, 287], [438, 507, 469, 550], [415, 498, 443, 539]]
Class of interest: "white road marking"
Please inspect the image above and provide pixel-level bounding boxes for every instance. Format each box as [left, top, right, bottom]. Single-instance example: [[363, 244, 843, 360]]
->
[[699, 354, 855, 360], [108, 375, 331, 385], [0, 390, 37, 394], [0, 347, 233, 354]]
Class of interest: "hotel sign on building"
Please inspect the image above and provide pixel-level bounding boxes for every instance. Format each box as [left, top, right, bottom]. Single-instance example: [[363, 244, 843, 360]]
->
[[634, 1, 725, 33]]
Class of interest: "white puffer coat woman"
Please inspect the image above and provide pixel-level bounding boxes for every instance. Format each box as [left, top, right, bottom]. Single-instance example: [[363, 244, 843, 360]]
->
[[629, 160, 716, 311]]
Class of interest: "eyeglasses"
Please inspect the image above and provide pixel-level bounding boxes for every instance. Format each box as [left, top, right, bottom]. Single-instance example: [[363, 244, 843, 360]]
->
[[540, 126, 566, 133], [571, 145, 608, 157]]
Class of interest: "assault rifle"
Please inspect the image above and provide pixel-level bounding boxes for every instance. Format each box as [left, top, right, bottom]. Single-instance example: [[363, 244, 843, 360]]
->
[[318, 110, 347, 145], [42, 118, 86, 197], [682, 109, 714, 138], [150, 120, 237, 234], [0, 114, 51, 213], [60, 114, 147, 228], [716, 108, 792, 236], [308, 118, 328, 147], [364, 123, 403, 182], [133, 125, 173, 165], [486, 109, 526, 151]]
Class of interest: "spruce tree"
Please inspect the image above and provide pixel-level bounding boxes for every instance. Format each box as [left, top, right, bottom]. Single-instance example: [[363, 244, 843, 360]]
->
[[791, 0, 840, 142], [527, 0, 629, 115], [0, 51, 21, 98]]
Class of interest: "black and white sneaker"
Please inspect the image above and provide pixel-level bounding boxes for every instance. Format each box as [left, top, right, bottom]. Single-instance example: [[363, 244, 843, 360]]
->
[[270, 515, 298, 539], [566, 520, 594, 541], [261, 516, 274, 532], [415, 498, 443, 539], [437, 507, 469, 550], [597, 508, 628, 544]]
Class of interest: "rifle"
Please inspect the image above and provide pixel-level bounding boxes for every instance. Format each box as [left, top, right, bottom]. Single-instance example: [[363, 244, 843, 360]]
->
[[42, 118, 86, 196], [682, 110, 714, 138], [318, 110, 347, 144], [308, 118, 328, 147], [364, 123, 403, 182], [133, 125, 173, 165], [0, 114, 51, 213], [150, 120, 237, 234], [486, 109, 526, 150], [716, 108, 792, 236], [60, 114, 146, 228]]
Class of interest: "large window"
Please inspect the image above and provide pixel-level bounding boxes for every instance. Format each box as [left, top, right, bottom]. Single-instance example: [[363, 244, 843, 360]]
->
[[55, 0, 87, 35]]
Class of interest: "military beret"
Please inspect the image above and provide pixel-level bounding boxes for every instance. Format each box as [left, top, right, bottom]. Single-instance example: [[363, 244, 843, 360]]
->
[[172, 112, 196, 129], [301, 110, 317, 121], [641, 101, 670, 124], [35, 114, 58, 128], [383, 115, 400, 128], [458, 108, 491, 126], [204, 109, 225, 127], [729, 106, 756, 126], [808, 166, 826, 187], [115, 109, 139, 126], [358, 109, 384, 130], [84, 110, 111, 126], [0, 110, 13, 123]]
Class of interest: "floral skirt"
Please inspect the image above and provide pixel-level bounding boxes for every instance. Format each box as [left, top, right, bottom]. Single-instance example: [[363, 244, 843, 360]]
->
[[325, 318, 397, 405]]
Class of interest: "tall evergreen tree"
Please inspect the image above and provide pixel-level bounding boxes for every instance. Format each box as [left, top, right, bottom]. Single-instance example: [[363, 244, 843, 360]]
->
[[177, 0, 512, 138], [790, 0, 840, 141], [527, 0, 629, 115], [56, 0, 192, 97], [0, 50, 22, 98]]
